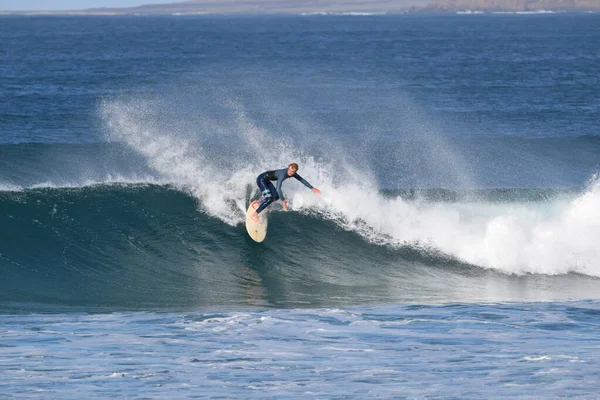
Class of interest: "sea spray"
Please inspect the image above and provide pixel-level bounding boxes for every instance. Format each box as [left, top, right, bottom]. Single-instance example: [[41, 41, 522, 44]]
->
[[100, 93, 364, 225]]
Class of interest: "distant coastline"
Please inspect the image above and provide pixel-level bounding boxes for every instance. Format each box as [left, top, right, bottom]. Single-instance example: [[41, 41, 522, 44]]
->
[[1, 0, 599, 15]]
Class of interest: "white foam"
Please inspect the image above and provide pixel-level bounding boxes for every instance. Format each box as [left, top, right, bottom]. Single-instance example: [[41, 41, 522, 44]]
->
[[311, 178, 600, 277], [292, 175, 600, 277], [522, 355, 552, 361]]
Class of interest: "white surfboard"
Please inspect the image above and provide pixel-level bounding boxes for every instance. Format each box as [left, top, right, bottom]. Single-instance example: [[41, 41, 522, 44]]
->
[[245, 202, 268, 242]]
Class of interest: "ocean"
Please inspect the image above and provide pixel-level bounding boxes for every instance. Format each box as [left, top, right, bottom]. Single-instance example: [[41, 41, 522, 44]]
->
[[1, 13, 600, 398]]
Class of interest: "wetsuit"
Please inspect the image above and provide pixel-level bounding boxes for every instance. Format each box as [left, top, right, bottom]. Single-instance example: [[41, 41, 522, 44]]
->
[[255, 168, 314, 214]]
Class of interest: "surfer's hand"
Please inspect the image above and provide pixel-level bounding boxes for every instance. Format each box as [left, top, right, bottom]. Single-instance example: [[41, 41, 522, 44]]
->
[[282, 200, 288, 211], [312, 188, 321, 195]]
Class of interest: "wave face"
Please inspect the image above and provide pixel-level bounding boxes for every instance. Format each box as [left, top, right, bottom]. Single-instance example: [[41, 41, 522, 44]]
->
[[2, 183, 600, 312]]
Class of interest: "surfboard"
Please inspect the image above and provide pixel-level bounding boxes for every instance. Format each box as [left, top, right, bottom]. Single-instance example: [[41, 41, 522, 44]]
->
[[245, 201, 268, 242]]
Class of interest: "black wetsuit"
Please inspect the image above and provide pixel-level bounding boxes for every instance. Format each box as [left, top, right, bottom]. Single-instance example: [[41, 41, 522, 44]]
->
[[255, 168, 314, 214]]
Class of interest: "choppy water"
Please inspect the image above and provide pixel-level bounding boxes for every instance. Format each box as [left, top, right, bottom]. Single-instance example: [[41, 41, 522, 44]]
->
[[3, 303, 600, 399]]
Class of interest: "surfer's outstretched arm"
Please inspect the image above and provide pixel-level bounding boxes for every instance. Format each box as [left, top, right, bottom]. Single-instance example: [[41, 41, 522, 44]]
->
[[294, 173, 322, 195]]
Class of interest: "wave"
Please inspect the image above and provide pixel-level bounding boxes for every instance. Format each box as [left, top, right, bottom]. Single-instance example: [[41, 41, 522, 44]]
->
[[1, 183, 599, 312], [2, 90, 600, 310]]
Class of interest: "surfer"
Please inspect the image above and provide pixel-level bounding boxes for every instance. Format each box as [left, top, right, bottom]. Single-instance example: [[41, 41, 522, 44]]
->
[[250, 163, 321, 223]]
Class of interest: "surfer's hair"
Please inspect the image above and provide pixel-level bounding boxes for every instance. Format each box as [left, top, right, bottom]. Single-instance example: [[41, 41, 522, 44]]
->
[[289, 163, 299, 171]]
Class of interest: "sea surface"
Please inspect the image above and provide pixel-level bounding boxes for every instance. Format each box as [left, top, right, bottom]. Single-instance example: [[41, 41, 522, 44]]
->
[[1, 13, 600, 398]]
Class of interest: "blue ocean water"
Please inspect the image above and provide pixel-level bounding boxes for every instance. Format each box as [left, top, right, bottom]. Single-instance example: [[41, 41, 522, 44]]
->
[[1, 13, 600, 398]]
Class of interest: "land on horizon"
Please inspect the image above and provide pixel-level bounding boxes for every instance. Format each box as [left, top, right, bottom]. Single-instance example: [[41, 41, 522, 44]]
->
[[1, 0, 599, 15]]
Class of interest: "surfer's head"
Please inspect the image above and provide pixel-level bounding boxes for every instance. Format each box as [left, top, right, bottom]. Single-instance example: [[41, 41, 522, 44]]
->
[[287, 163, 299, 176]]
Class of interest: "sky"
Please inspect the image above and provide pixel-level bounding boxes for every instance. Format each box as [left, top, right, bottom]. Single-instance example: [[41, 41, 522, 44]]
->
[[0, 0, 173, 11]]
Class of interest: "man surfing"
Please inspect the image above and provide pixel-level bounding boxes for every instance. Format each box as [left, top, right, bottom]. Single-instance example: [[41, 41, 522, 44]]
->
[[250, 163, 321, 223]]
